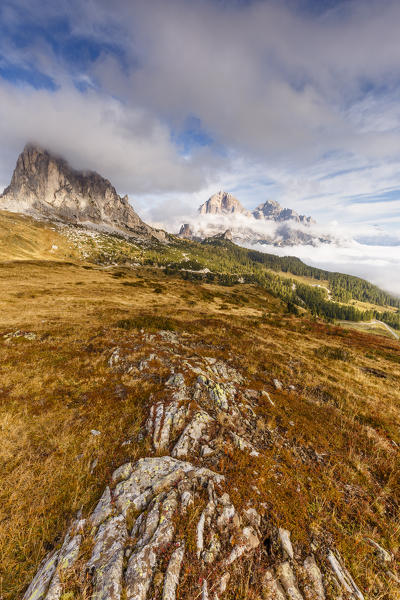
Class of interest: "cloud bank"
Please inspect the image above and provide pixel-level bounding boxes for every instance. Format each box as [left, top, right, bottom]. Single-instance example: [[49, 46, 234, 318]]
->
[[1, 0, 400, 293]]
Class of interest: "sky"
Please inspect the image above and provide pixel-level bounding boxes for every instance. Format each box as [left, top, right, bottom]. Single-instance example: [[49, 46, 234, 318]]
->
[[1, 0, 400, 293]]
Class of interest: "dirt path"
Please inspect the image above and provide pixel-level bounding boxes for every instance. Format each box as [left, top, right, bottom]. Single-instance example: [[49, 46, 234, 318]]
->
[[346, 319, 400, 340]]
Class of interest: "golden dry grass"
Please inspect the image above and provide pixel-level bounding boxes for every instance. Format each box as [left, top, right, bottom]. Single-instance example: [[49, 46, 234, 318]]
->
[[337, 319, 398, 339], [0, 251, 399, 597], [0, 210, 77, 262]]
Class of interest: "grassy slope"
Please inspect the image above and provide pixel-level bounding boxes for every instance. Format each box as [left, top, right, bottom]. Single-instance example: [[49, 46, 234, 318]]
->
[[0, 210, 78, 262], [0, 254, 399, 598], [338, 320, 398, 339], [1, 209, 398, 321], [279, 270, 399, 315]]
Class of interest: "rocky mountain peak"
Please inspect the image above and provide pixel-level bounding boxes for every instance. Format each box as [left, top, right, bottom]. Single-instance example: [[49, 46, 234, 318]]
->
[[0, 144, 165, 240], [178, 223, 194, 239], [206, 228, 233, 242], [253, 199, 283, 220], [179, 191, 322, 247], [198, 191, 250, 216], [253, 199, 315, 224]]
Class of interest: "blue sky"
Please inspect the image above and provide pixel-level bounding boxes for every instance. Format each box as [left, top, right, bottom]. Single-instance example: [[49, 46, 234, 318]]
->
[[1, 0, 400, 291]]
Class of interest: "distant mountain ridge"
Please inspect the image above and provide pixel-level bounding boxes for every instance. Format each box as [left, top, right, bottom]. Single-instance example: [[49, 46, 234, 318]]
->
[[252, 199, 315, 225], [198, 191, 315, 224], [180, 190, 329, 247], [199, 191, 251, 216], [0, 144, 166, 241]]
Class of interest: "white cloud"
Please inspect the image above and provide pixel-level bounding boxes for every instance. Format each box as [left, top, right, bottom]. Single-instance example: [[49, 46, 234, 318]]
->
[[1, 0, 400, 293], [0, 82, 218, 195]]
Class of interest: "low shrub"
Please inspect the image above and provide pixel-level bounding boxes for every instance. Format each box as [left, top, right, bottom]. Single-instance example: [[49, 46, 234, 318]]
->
[[114, 314, 176, 332], [314, 345, 353, 361]]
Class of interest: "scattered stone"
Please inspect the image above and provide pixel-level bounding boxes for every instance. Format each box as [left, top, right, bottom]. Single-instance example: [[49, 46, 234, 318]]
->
[[230, 431, 259, 457], [159, 331, 180, 344], [172, 411, 213, 458], [23, 342, 371, 600], [163, 543, 185, 600], [23, 550, 60, 600], [201, 444, 215, 457], [121, 439, 133, 448], [303, 555, 325, 600], [203, 532, 221, 564], [365, 537, 393, 563], [262, 568, 287, 600], [226, 526, 259, 565], [4, 330, 37, 342], [273, 379, 283, 390], [90, 486, 113, 528], [327, 551, 364, 600], [202, 580, 209, 600], [45, 531, 82, 600], [242, 526, 260, 550], [279, 528, 294, 560], [166, 372, 185, 387], [219, 572, 230, 594], [125, 491, 177, 600], [243, 507, 261, 529], [108, 347, 120, 367], [388, 570, 400, 584], [112, 463, 134, 483], [276, 561, 304, 600], [197, 510, 206, 559], [87, 514, 127, 600], [261, 390, 275, 406], [197, 375, 230, 411]]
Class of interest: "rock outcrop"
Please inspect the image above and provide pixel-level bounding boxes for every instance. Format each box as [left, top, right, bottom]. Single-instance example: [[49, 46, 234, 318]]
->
[[0, 144, 166, 241], [205, 229, 233, 243], [253, 199, 315, 225], [178, 223, 195, 239], [197, 192, 314, 225], [22, 329, 380, 600], [199, 191, 251, 216]]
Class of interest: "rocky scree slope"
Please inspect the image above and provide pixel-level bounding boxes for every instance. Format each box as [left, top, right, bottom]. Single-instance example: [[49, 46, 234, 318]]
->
[[0, 145, 166, 242], [23, 329, 394, 600]]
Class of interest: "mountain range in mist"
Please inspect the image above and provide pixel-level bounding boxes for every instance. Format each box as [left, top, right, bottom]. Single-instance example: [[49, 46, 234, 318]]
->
[[179, 191, 332, 247]]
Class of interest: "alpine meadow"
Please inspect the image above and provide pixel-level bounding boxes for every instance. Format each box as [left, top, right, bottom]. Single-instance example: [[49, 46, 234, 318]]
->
[[0, 2, 400, 600]]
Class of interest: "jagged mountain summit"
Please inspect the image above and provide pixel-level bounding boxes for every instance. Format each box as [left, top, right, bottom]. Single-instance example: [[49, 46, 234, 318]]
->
[[180, 191, 330, 247], [253, 199, 315, 225], [0, 144, 165, 241], [178, 223, 196, 239], [199, 191, 251, 216]]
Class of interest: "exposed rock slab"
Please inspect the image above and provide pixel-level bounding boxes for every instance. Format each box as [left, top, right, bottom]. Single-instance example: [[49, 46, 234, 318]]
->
[[0, 144, 166, 241]]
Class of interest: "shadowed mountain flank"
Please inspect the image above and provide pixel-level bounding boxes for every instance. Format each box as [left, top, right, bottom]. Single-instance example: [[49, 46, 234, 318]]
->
[[0, 144, 166, 241]]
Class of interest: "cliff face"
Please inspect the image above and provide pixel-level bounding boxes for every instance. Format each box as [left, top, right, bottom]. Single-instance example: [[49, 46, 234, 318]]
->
[[253, 200, 315, 224], [0, 144, 165, 240], [199, 191, 251, 216], [198, 193, 314, 226], [180, 191, 324, 247]]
